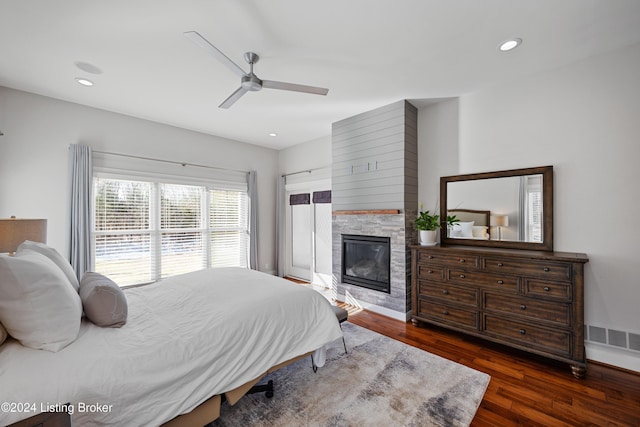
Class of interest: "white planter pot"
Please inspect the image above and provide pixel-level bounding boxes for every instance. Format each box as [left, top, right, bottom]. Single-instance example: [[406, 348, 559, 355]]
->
[[419, 230, 438, 245]]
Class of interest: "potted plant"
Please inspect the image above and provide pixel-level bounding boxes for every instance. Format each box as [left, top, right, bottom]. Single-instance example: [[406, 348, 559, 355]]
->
[[415, 210, 459, 245]]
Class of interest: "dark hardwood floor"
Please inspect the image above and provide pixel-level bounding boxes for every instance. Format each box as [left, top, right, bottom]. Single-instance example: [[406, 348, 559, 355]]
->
[[342, 304, 640, 427]]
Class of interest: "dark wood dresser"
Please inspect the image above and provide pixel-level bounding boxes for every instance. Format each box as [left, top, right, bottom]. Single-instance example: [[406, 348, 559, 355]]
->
[[410, 244, 589, 377]]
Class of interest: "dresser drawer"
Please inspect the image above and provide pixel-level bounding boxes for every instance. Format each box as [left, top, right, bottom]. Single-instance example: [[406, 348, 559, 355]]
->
[[484, 292, 571, 326], [448, 269, 519, 293], [418, 299, 480, 330], [525, 279, 572, 301], [417, 250, 479, 268], [483, 257, 572, 281], [416, 264, 444, 281], [418, 280, 478, 307], [484, 315, 572, 357]]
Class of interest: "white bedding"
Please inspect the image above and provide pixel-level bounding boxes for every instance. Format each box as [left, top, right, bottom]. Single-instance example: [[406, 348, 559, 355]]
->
[[0, 267, 343, 426]]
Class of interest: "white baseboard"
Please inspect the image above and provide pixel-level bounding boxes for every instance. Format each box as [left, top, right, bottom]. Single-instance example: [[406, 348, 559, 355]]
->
[[586, 342, 640, 373], [335, 293, 411, 322]]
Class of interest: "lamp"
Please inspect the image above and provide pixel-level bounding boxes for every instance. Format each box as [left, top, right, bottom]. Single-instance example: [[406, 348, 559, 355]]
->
[[490, 214, 509, 240], [0, 216, 47, 255]]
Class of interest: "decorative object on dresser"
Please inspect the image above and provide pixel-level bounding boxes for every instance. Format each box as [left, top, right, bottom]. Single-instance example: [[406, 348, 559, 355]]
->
[[415, 208, 459, 246], [413, 165, 590, 378], [0, 216, 47, 255]]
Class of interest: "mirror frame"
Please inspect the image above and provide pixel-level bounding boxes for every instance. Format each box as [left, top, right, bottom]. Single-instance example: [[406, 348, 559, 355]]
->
[[440, 165, 554, 251]]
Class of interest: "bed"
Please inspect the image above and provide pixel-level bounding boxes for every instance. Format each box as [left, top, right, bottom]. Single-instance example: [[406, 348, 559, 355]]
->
[[0, 264, 343, 426], [447, 208, 491, 239]]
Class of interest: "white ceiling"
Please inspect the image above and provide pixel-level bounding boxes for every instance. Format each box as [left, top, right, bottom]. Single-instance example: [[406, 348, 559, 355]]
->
[[2, 0, 640, 150]]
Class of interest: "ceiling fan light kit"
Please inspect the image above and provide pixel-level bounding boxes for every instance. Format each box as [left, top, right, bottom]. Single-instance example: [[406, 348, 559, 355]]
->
[[184, 31, 329, 109]]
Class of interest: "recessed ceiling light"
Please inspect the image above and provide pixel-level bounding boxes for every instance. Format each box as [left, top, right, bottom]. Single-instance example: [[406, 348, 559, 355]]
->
[[268, 133, 277, 137], [499, 38, 522, 52], [75, 77, 94, 87]]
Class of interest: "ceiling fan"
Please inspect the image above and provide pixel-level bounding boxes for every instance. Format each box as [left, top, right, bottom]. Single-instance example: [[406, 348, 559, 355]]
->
[[184, 31, 329, 109]]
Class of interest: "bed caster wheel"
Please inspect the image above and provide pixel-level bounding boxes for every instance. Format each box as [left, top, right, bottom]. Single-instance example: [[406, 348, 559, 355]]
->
[[266, 390, 274, 398]]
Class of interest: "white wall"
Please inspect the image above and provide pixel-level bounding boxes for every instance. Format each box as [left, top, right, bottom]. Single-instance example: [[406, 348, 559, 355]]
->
[[417, 98, 459, 213], [277, 135, 331, 177], [418, 42, 640, 371], [0, 87, 279, 273]]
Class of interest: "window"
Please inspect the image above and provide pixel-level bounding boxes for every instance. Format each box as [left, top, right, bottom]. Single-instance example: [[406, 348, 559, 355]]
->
[[93, 177, 248, 286], [524, 175, 543, 242]]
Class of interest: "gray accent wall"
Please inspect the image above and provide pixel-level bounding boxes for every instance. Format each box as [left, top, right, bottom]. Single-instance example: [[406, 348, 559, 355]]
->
[[332, 100, 418, 316], [332, 100, 417, 212]]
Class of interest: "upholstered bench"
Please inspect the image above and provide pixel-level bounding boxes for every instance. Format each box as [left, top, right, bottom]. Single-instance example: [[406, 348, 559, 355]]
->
[[331, 305, 348, 353]]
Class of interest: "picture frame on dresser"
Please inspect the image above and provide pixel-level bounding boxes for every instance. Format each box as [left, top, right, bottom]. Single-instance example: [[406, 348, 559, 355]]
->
[[412, 165, 589, 378]]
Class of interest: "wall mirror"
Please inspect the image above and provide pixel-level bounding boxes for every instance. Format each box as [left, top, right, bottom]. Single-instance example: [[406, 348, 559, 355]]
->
[[440, 165, 553, 251]]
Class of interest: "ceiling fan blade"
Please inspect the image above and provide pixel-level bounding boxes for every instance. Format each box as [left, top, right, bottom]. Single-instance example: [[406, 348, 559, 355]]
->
[[184, 31, 246, 77], [219, 87, 249, 109], [262, 80, 329, 96]]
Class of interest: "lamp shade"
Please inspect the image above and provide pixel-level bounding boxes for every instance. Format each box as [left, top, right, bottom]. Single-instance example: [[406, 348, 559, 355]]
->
[[0, 217, 47, 254], [490, 214, 509, 227]]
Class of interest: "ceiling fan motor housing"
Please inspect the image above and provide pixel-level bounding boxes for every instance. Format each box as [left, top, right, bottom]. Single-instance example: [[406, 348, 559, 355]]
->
[[242, 74, 263, 91]]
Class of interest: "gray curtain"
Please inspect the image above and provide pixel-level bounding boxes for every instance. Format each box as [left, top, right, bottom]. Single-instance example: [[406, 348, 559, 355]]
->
[[68, 144, 93, 280], [248, 170, 259, 270], [275, 175, 286, 277]]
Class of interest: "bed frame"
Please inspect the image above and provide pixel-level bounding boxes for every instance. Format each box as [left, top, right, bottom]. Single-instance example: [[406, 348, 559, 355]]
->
[[161, 351, 313, 426], [447, 208, 490, 227]]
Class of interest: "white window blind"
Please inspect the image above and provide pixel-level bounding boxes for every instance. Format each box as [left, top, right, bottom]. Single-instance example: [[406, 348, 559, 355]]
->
[[94, 178, 155, 285], [160, 184, 205, 279], [93, 177, 248, 286], [525, 176, 543, 242], [210, 189, 249, 268]]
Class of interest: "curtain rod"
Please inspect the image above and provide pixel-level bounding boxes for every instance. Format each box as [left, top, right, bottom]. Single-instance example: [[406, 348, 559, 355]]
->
[[92, 150, 249, 175], [283, 165, 331, 178]]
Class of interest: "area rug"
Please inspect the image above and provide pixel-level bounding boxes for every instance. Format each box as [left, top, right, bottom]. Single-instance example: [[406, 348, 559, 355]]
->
[[212, 322, 490, 427]]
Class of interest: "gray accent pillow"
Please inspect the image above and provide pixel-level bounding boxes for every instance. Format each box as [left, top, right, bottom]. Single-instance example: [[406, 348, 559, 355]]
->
[[17, 240, 80, 292], [79, 272, 128, 328]]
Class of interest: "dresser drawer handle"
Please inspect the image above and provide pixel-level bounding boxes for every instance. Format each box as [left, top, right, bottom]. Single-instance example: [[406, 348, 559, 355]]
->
[[543, 267, 550, 272], [543, 286, 551, 292], [442, 290, 449, 295], [443, 310, 449, 315], [520, 329, 526, 335], [459, 259, 465, 263], [427, 270, 434, 274], [459, 274, 465, 279], [428, 255, 434, 259], [497, 263, 504, 267], [520, 304, 527, 310], [497, 280, 504, 285]]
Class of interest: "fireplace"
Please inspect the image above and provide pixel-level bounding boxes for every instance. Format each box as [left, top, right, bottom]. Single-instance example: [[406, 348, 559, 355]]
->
[[341, 234, 391, 293]]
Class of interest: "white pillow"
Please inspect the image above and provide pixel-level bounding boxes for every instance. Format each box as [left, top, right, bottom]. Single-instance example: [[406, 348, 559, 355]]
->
[[452, 221, 475, 238], [0, 251, 82, 352], [17, 240, 80, 292], [472, 225, 489, 239], [0, 322, 7, 346]]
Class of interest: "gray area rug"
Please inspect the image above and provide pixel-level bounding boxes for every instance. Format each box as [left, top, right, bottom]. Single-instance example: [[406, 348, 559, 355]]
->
[[212, 322, 490, 427]]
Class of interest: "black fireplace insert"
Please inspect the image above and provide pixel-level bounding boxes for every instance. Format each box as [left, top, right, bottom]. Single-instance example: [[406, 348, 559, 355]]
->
[[341, 234, 391, 293]]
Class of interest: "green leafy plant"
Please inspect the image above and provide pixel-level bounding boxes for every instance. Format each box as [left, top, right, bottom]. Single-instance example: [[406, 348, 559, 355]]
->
[[415, 210, 460, 231], [415, 210, 440, 231], [446, 214, 461, 228]]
